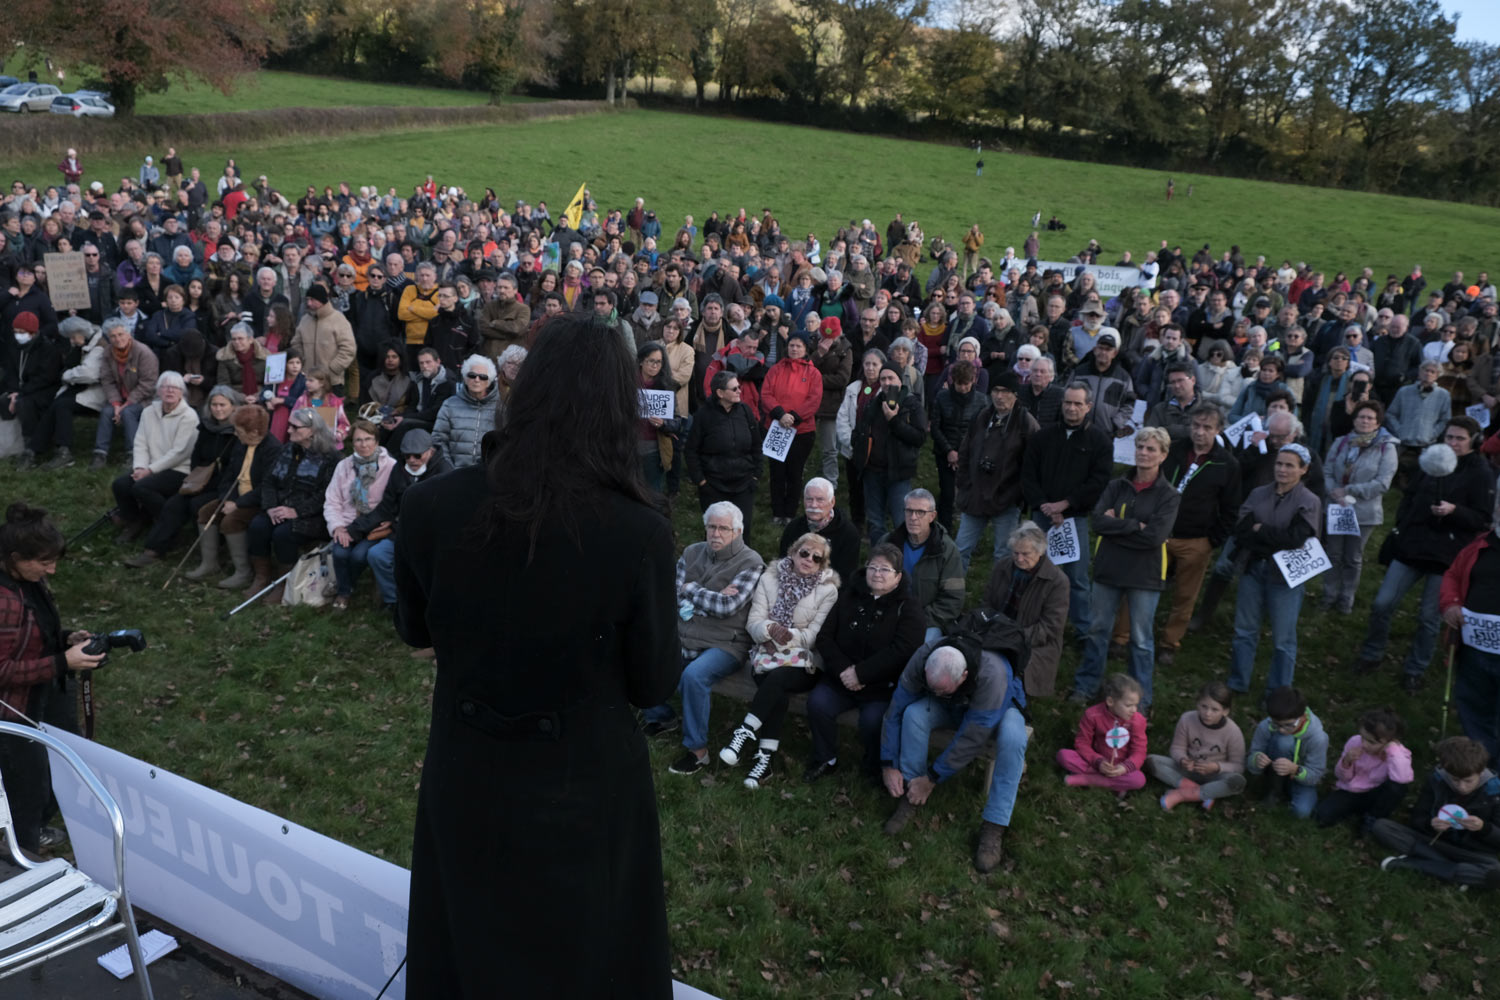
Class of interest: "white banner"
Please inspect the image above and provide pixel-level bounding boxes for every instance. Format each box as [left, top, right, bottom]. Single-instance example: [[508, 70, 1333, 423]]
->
[[45, 728, 721, 1000], [1466, 402, 1490, 430], [1326, 503, 1361, 537], [1273, 536, 1331, 588], [762, 421, 795, 462], [1223, 412, 1261, 449], [1018, 260, 1152, 297], [1461, 607, 1500, 655], [640, 389, 675, 420], [1112, 434, 1138, 466], [1046, 518, 1081, 565]]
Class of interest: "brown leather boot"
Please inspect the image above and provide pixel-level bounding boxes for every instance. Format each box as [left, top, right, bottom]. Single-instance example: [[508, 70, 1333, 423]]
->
[[265, 561, 289, 605], [974, 821, 1006, 873], [244, 556, 273, 599]]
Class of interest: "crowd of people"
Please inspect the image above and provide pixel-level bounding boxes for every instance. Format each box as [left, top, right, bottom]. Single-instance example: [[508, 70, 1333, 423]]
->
[[1, 149, 1498, 894]]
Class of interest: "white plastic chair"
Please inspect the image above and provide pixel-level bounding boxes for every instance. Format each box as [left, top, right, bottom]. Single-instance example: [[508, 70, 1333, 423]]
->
[[0, 721, 154, 998]]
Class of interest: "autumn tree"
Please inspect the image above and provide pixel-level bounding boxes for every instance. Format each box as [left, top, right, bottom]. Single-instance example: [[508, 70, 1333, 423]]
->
[[3, 0, 279, 115]]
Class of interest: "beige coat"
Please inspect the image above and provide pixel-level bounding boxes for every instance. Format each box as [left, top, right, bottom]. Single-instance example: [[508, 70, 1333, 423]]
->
[[291, 303, 357, 383], [746, 560, 841, 673], [132, 398, 200, 474]]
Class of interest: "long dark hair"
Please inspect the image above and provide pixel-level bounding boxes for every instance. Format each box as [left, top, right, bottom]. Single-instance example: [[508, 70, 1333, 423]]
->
[[482, 313, 653, 558]]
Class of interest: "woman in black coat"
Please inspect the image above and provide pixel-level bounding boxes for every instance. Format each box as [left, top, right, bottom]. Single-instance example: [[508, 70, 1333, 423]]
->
[[684, 367, 762, 537], [394, 313, 679, 998], [805, 542, 927, 782]]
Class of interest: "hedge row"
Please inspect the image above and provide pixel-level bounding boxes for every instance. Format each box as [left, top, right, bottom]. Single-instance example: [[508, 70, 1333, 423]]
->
[[0, 100, 620, 157]]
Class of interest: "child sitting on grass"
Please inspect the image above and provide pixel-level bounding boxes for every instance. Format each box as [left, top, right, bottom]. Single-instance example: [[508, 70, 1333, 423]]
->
[[1312, 708, 1413, 831], [1147, 681, 1246, 811], [1247, 686, 1327, 819], [1371, 736, 1500, 889], [1057, 673, 1148, 795]]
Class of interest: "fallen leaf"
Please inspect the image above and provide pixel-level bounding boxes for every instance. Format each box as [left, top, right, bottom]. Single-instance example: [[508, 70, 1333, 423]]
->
[[1155, 894, 1168, 910], [1419, 973, 1441, 994]]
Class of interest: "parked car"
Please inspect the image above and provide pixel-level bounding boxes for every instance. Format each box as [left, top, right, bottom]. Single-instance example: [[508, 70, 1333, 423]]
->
[[50, 93, 115, 118], [0, 76, 19, 89], [0, 82, 62, 112]]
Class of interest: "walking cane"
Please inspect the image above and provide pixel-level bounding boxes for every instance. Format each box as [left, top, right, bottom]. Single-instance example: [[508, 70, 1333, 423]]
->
[[1440, 626, 1457, 739], [67, 507, 121, 549], [161, 483, 236, 590], [218, 543, 331, 619]]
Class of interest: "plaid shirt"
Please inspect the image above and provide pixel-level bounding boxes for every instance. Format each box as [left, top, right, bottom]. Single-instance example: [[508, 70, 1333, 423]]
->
[[675, 557, 762, 619]]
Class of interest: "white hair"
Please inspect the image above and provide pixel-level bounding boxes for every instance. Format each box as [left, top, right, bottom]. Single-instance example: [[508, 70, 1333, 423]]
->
[[257, 266, 277, 283], [703, 501, 743, 533], [803, 477, 834, 499], [924, 646, 968, 687], [460, 354, 497, 379], [156, 371, 187, 394], [497, 344, 528, 369]]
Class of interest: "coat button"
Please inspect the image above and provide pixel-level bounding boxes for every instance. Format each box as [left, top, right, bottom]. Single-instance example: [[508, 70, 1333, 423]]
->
[[537, 718, 553, 733], [460, 701, 475, 716]]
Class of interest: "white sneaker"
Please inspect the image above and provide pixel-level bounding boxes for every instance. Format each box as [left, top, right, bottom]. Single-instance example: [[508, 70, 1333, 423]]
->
[[743, 749, 774, 789], [719, 725, 758, 766], [1380, 855, 1407, 871]]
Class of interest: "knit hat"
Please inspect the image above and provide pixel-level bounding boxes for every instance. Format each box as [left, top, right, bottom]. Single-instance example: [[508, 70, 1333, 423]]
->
[[305, 283, 330, 304], [880, 362, 904, 381], [991, 369, 1021, 393], [764, 293, 785, 310], [11, 311, 39, 334], [819, 316, 842, 338]]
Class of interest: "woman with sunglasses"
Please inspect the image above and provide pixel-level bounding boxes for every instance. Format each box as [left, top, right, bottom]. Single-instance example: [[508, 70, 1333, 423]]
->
[[718, 533, 840, 789], [430, 354, 499, 469], [1195, 338, 1243, 412]]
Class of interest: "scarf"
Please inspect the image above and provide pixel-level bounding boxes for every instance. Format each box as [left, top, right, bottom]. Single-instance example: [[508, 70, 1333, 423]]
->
[[113, 342, 132, 363], [346, 249, 372, 267], [1347, 428, 1379, 448], [350, 451, 382, 515], [767, 557, 822, 629], [370, 371, 411, 408]]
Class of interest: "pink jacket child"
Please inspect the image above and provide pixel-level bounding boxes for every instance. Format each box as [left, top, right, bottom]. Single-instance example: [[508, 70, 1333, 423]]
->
[[1311, 708, 1414, 829], [1057, 673, 1149, 793]]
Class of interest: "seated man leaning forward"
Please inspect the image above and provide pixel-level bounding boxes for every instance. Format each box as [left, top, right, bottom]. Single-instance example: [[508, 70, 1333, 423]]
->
[[879, 638, 1029, 873], [642, 501, 766, 775]]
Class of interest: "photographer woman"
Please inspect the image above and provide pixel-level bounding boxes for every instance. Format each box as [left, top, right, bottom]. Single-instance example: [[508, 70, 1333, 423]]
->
[[1, 503, 106, 852]]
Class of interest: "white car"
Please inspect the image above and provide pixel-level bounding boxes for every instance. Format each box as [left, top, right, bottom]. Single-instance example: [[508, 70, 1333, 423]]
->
[[50, 93, 115, 118], [0, 82, 62, 112]]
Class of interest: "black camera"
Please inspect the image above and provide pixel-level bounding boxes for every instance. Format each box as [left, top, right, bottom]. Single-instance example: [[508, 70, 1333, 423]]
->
[[881, 385, 902, 404], [82, 629, 147, 667]]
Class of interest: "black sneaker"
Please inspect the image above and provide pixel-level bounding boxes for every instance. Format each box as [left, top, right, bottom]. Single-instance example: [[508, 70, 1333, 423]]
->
[[802, 759, 838, 784], [668, 751, 709, 775], [643, 716, 680, 738], [719, 724, 758, 766], [743, 749, 774, 789], [37, 826, 67, 849]]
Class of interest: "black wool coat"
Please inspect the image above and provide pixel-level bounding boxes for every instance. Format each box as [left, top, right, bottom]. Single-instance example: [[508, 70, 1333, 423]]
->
[[394, 465, 680, 998]]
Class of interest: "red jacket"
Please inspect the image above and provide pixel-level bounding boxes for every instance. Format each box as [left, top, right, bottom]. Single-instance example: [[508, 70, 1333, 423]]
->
[[1441, 531, 1497, 616], [703, 344, 764, 421], [1072, 702, 1149, 772], [0, 577, 63, 723], [759, 357, 822, 433]]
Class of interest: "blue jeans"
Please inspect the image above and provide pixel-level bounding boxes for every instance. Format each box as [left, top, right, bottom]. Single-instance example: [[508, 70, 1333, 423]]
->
[[1358, 559, 1442, 677], [955, 507, 1019, 571], [331, 539, 378, 597], [1455, 645, 1500, 762], [94, 402, 143, 455], [862, 468, 910, 544], [1229, 560, 1304, 695], [365, 538, 398, 605], [641, 647, 742, 752], [806, 680, 888, 769], [1257, 771, 1319, 819], [896, 695, 1028, 826], [1033, 512, 1091, 635], [1072, 581, 1162, 706]]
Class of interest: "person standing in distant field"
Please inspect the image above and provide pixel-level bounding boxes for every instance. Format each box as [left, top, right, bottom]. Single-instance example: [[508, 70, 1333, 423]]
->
[[1166, 177, 1175, 201]]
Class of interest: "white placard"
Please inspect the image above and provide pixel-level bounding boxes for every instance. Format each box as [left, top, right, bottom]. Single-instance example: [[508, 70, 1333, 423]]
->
[[264, 351, 287, 385], [1273, 536, 1331, 588], [1113, 433, 1138, 465], [762, 421, 795, 462], [1461, 607, 1500, 654], [1046, 518, 1081, 565], [1326, 503, 1361, 537], [1466, 403, 1491, 430], [1224, 412, 1260, 449], [639, 388, 675, 420], [1131, 399, 1148, 425]]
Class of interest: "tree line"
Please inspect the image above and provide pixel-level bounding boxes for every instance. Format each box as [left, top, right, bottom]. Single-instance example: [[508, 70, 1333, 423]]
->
[[7, 0, 1497, 205]]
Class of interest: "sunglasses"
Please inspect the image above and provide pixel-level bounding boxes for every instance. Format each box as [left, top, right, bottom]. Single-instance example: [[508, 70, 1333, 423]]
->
[[796, 548, 826, 564], [465, 372, 491, 381]]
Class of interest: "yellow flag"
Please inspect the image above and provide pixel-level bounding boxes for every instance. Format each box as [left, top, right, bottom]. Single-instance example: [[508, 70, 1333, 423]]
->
[[563, 182, 587, 229]]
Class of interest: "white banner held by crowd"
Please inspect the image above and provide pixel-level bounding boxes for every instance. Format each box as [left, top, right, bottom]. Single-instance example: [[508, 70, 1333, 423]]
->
[[639, 389, 675, 420], [1223, 412, 1260, 449], [1046, 518, 1081, 565], [1326, 503, 1361, 537], [1460, 608, 1500, 655], [1273, 536, 1331, 588], [762, 422, 795, 462]]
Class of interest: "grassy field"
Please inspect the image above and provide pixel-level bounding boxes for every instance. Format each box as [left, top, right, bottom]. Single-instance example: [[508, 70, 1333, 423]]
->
[[5, 105, 1499, 996], [4, 108, 1499, 282], [132, 71, 494, 115], [14, 431, 1496, 998]]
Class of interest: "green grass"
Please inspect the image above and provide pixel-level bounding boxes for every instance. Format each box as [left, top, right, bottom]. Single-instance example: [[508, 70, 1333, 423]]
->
[[132, 71, 495, 115], [6, 108, 1496, 283], [16, 438, 1497, 999]]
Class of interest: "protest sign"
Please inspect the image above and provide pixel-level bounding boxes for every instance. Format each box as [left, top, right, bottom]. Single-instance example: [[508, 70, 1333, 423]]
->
[[44, 251, 91, 311], [1223, 412, 1259, 449], [762, 422, 795, 462], [1466, 403, 1490, 430], [1273, 536, 1331, 588], [1460, 608, 1500, 655], [639, 389, 675, 420], [1046, 518, 1081, 565], [264, 352, 288, 385], [1113, 434, 1138, 466], [1326, 503, 1361, 537]]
